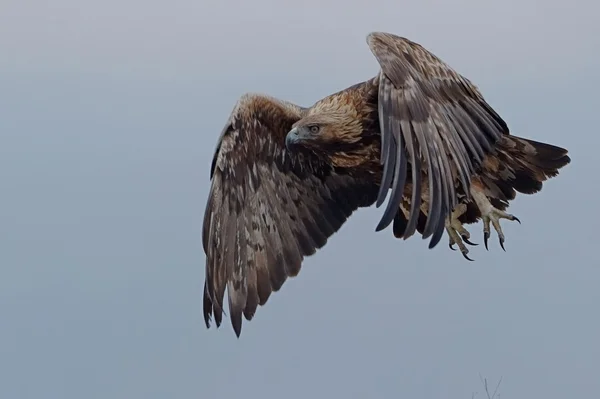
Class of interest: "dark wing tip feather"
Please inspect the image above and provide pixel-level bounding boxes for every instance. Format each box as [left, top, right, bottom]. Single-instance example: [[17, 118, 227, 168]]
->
[[375, 93, 409, 232], [229, 301, 243, 338], [376, 80, 396, 208], [203, 282, 213, 328], [427, 204, 447, 249]]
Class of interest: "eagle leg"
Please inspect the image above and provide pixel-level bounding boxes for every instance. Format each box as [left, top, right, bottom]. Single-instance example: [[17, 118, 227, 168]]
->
[[445, 203, 476, 261], [470, 187, 521, 251]]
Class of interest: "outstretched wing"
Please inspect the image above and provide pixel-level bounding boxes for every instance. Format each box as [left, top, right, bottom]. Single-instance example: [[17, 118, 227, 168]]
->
[[367, 32, 509, 248], [203, 94, 378, 336]]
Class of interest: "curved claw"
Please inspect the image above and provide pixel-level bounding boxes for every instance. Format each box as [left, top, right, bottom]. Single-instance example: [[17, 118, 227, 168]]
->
[[462, 235, 478, 246], [484, 232, 490, 251], [462, 252, 474, 261], [449, 243, 456, 251], [513, 216, 521, 224], [500, 238, 506, 251]]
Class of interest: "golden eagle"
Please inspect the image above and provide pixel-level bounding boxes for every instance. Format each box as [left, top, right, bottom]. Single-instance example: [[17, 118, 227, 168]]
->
[[202, 32, 571, 336]]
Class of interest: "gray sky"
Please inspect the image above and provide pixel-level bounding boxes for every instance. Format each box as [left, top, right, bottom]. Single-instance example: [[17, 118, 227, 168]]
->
[[1, 1, 598, 398]]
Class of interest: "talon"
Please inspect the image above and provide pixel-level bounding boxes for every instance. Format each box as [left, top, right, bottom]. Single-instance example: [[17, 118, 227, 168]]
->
[[462, 235, 478, 246], [470, 186, 521, 252], [445, 203, 476, 260]]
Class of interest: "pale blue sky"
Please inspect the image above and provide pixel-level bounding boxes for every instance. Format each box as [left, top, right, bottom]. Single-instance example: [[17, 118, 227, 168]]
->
[[1, 1, 598, 398]]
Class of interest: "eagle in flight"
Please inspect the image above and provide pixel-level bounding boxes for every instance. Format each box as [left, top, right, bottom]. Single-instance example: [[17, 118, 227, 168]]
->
[[202, 32, 571, 337]]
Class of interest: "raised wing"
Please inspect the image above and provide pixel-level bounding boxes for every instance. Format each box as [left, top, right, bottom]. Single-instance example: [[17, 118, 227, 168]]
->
[[367, 32, 509, 248], [203, 94, 378, 336]]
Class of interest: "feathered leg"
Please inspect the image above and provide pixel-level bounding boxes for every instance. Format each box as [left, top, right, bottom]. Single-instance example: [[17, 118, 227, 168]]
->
[[445, 203, 478, 261], [466, 135, 570, 251]]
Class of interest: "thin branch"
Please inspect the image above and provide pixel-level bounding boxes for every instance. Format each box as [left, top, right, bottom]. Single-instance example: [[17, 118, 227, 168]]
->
[[491, 376, 503, 399], [477, 373, 503, 399]]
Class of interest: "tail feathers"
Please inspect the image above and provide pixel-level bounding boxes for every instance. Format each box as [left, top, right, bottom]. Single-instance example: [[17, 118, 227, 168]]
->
[[493, 135, 570, 196], [391, 135, 571, 230], [518, 138, 571, 177]]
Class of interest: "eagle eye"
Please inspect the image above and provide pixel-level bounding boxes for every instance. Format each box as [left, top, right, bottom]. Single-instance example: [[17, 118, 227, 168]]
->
[[308, 125, 320, 134]]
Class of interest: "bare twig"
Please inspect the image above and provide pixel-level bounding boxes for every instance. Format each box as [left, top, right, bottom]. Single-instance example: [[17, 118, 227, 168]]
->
[[476, 374, 503, 399]]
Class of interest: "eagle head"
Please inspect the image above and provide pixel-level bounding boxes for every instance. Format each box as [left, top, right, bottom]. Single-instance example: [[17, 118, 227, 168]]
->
[[285, 95, 378, 168], [285, 113, 360, 149]]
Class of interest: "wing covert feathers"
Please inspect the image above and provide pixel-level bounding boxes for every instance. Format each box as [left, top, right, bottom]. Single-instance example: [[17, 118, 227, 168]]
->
[[367, 32, 509, 248]]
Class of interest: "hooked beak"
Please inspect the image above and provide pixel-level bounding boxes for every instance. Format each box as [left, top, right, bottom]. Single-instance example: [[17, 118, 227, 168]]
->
[[285, 127, 302, 150]]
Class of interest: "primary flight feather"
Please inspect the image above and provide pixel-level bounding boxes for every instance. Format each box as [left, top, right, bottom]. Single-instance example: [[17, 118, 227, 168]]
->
[[202, 32, 571, 337]]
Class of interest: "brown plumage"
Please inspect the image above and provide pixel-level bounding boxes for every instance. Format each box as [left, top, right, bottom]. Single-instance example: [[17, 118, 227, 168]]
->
[[202, 32, 571, 337]]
